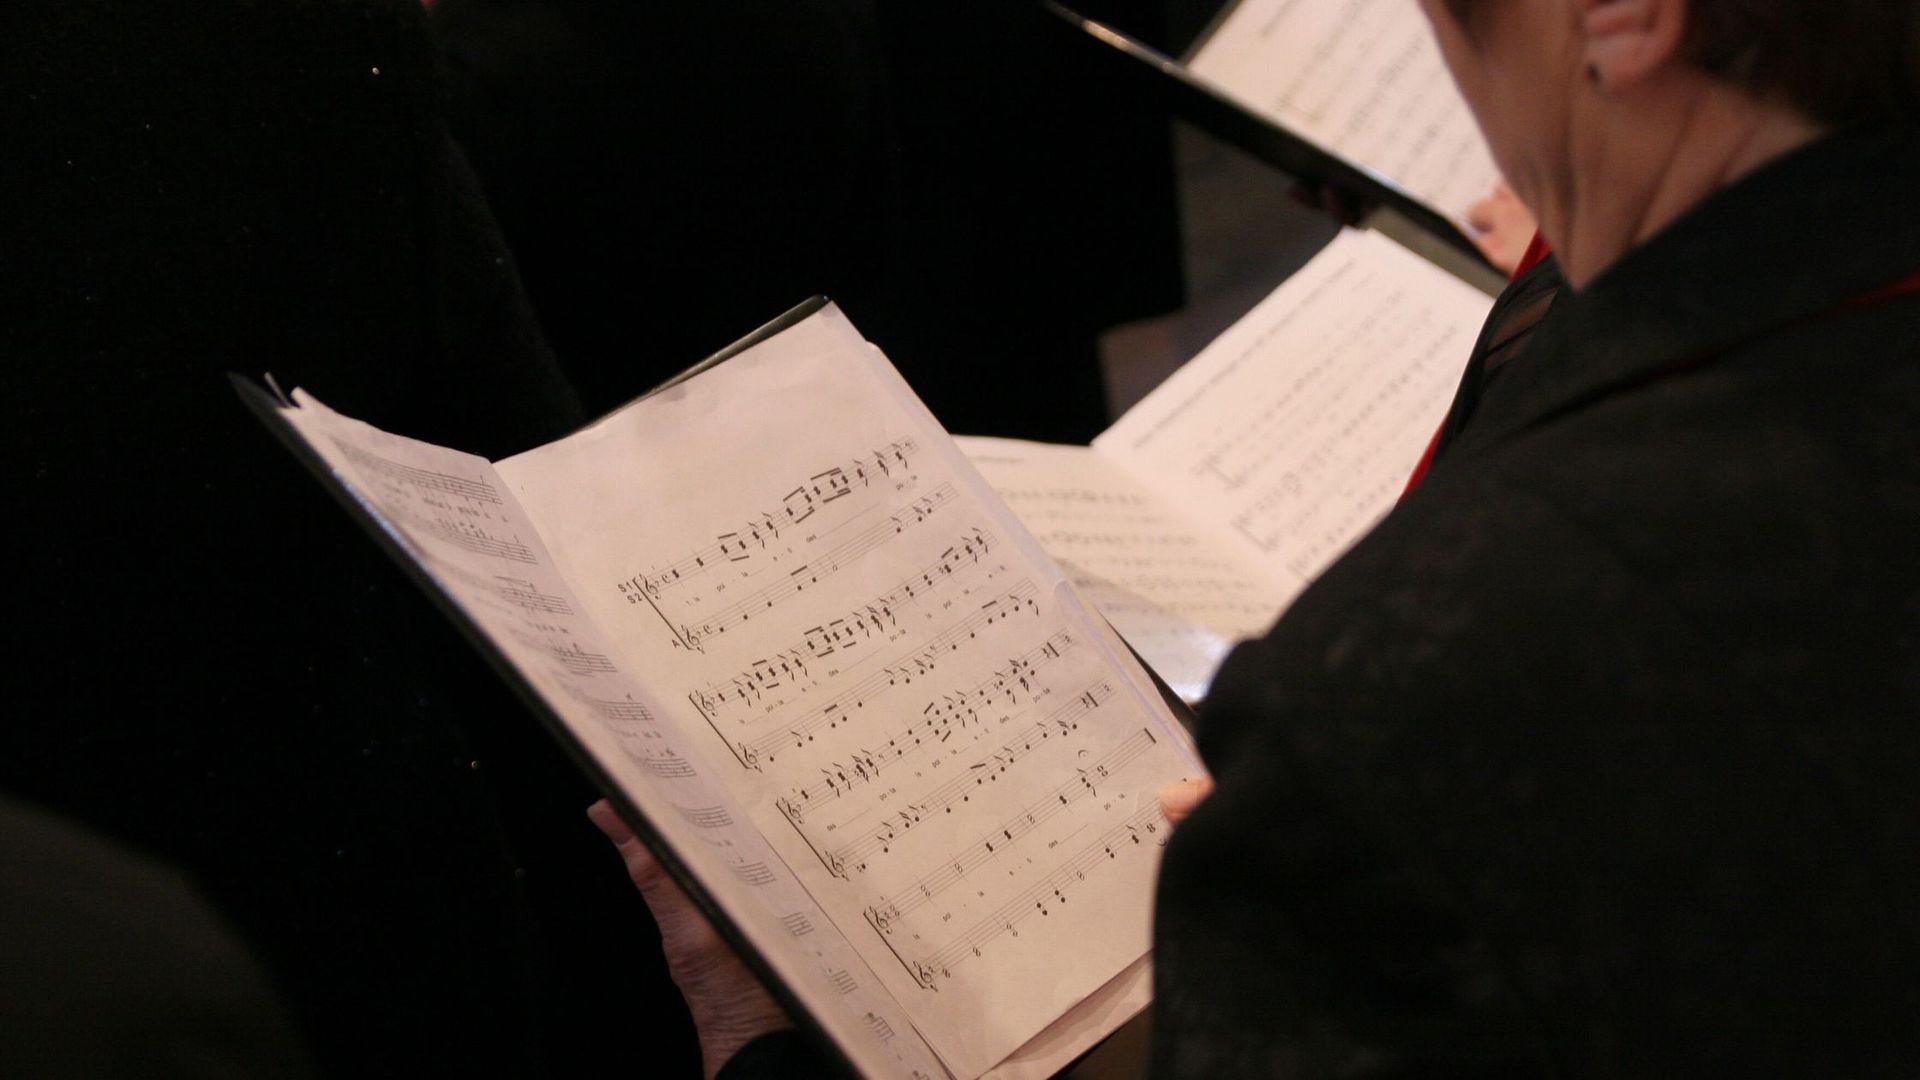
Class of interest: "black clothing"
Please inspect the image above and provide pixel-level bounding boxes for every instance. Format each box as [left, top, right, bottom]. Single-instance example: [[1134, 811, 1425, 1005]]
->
[[3, 2, 695, 1075], [1156, 123, 1920, 1077], [432, 0, 1183, 440], [431, 0, 893, 418], [0, 795, 317, 1080], [722, 125, 1920, 1077]]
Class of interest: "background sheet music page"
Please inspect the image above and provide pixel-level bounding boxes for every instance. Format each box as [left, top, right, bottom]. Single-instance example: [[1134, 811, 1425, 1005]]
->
[[494, 307, 1200, 1079], [1096, 228, 1493, 599], [1188, 0, 1503, 223], [954, 437, 1283, 702]]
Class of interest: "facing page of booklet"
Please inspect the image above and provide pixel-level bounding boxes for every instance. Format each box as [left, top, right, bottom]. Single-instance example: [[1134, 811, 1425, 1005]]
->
[[247, 302, 1202, 1080], [957, 228, 1494, 702]]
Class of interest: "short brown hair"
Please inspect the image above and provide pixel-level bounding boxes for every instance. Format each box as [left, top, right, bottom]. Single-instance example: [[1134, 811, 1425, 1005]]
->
[[1442, 0, 1920, 126]]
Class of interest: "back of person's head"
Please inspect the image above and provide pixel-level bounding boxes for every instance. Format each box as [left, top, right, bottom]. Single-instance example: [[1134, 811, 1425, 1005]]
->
[[1684, 0, 1920, 125], [1442, 0, 1920, 125]]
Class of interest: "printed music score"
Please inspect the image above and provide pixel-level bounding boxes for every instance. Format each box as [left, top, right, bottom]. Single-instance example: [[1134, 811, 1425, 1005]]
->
[[1186, 0, 1504, 224], [1100, 232, 1488, 592], [694, 527, 998, 719], [836, 722, 1154, 881], [621, 482, 959, 653], [692, 580, 1049, 770], [958, 438, 1283, 701], [332, 437, 538, 565], [775, 682, 1112, 828], [275, 388, 949, 1080], [959, 230, 1494, 702], [886, 803, 1166, 992], [618, 439, 919, 600], [274, 300, 1200, 1080], [492, 305, 1196, 1079]]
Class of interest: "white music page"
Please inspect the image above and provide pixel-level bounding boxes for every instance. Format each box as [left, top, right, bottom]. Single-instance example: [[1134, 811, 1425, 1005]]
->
[[495, 306, 1199, 1080], [955, 437, 1285, 702], [1189, 0, 1503, 223], [1097, 229, 1492, 594]]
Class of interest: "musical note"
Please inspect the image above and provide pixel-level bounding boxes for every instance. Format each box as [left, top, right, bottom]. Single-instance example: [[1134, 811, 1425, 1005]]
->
[[332, 439, 502, 504], [673, 485, 961, 651], [697, 528, 997, 716], [583, 696, 654, 725], [506, 629, 617, 675], [724, 579, 1045, 762], [637, 752, 697, 780], [675, 805, 735, 830], [774, 658, 1103, 827], [904, 803, 1163, 989], [490, 576, 574, 615], [865, 726, 1153, 916], [730, 859, 779, 887], [614, 439, 918, 602], [825, 690, 1127, 876]]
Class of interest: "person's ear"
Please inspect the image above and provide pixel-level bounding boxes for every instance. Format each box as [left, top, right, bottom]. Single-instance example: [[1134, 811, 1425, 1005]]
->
[[1580, 0, 1689, 92]]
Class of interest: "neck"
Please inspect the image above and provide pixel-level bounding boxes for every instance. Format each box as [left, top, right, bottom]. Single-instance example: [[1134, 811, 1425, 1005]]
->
[[1553, 82, 1827, 288]]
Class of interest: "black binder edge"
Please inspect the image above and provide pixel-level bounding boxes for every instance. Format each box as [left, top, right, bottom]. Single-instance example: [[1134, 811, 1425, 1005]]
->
[[1180, 0, 1248, 64], [1040, 1, 1491, 268], [230, 369, 864, 1079]]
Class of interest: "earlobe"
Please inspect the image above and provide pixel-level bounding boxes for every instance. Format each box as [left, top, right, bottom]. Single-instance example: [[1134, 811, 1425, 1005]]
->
[[1581, 0, 1688, 91]]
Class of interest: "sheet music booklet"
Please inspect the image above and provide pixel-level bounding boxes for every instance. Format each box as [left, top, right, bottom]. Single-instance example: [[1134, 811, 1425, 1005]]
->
[[239, 226, 1487, 1079], [1048, 0, 1505, 258]]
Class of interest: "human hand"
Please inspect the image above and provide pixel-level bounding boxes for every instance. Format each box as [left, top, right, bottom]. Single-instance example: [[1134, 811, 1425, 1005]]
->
[[1157, 777, 1215, 827], [587, 800, 793, 1080], [1465, 181, 1538, 275], [1290, 181, 1377, 227]]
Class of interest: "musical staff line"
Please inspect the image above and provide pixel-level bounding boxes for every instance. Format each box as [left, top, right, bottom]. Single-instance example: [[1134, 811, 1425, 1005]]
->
[[676, 805, 735, 830], [616, 439, 918, 602], [831, 688, 1127, 879], [508, 629, 616, 675], [333, 439, 503, 504], [583, 696, 654, 725], [769, 634, 1085, 836], [777, 678, 1109, 830], [777, 638, 1083, 880], [637, 752, 697, 780], [890, 803, 1164, 991], [674, 484, 960, 651], [714, 581, 1047, 772], [491, 576, 574, 615], [695, 528, 995, 718]]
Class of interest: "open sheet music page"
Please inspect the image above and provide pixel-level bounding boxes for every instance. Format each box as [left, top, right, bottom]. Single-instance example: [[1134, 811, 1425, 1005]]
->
[[268, 394, 943, 1080], [953, 437, 1284, 703], [493, 306, 1200, 1079], [1096, 228, 1492, 598], [1187, 0, 1502, 224]]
